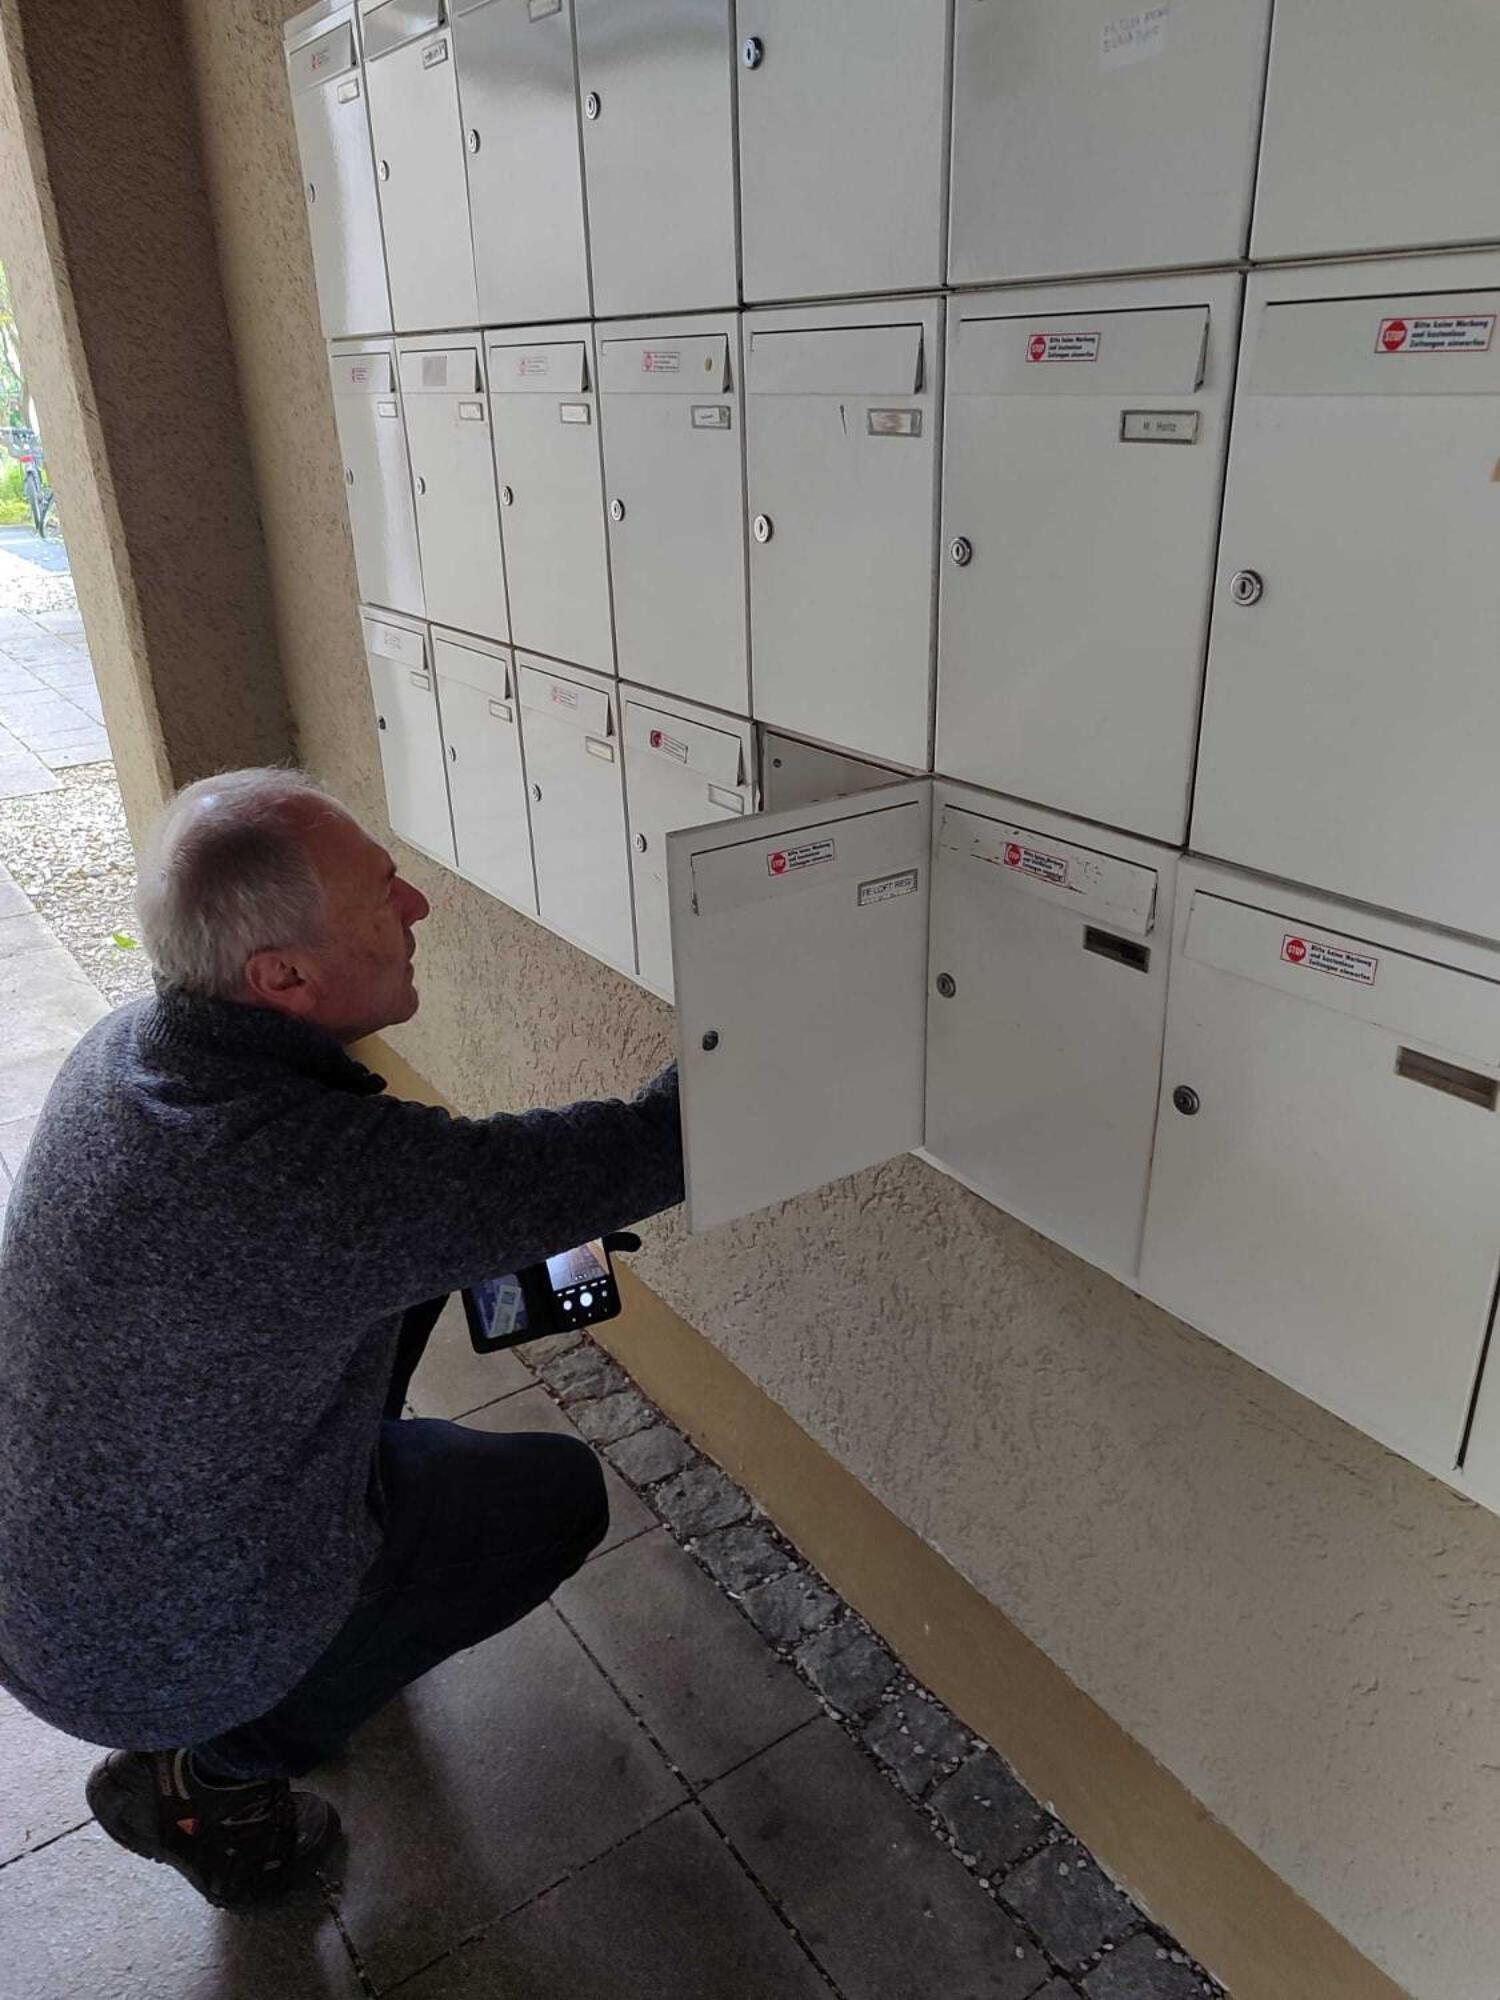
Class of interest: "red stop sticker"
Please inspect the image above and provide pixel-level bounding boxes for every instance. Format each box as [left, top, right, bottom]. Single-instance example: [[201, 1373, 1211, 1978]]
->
[[1027, 334, 1047, 363], [1283, 937, 1309, 965], [769, 851, 788, 876], [1004, 843, 1023, 867], [1379, 318, 1409, 353], [649, 729, 663, 748]]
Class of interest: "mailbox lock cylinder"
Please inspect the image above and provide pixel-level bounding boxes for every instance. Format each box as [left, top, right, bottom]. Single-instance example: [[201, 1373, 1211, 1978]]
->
[[741, 35, 764, 68], [1229, 569, 1264, 607], [1172, 1085, 1201, 1117], [950, 536, 973, 568], [752, 513, 773, 545], [701, 1030, 720, 1052], [610, 499, 626, 523], [584, 91, 601, 120], [935, 973, 957, 999]]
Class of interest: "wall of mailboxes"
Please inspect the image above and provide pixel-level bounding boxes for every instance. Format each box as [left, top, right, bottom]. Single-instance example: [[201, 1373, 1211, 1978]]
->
[[286, 0, 1500, 1514]]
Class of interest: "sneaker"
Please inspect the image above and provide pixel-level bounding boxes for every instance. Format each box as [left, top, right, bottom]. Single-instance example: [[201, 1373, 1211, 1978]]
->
[[85, 1749, 340, 1909]]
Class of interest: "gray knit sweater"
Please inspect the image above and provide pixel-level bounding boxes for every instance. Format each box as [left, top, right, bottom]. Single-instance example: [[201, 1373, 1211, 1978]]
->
[[0, 991, 683, 1748]]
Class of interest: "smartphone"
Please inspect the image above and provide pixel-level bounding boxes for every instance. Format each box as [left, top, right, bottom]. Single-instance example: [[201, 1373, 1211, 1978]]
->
[[464, 1238, 622, 1354]]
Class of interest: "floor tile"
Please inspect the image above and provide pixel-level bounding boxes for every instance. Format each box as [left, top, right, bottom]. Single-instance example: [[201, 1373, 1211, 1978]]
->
[[43, 739, 112, 770], [0, 1050, 68, 1122], [407, 1296, 533, 1419], [0, 754, 59, 798], [0, 691, 89, 736], [0, 1823, 361, 1999], [554, 1529, 819, 1786], [463, 1384, 654, 1556], [0, 1689, 101, 1866], [0, 942, 102, 1003], [0, 870, 27, 921], [6, 984, 108, 1062], [395, 1805, 829, 2000], [705, 1719, 1050, 2000], [324, 1605, 686, 1991], [28, 658, 97, 692], [0, 911, 58, 960]]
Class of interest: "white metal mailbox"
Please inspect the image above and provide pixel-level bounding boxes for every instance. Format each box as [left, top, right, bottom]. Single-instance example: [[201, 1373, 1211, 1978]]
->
[[433, 628, 535, 912], [330, 341, 425, 617], [1192, 253, 1500, 940], [397, 339, 508, 644], [488, 327, 614, 676], [577, 0, 736, 316], [285, 2, 391, 339], [454, 0, 590, 324], [948, 0, 1270, 286], [622, 689, 754, 1001], [937, 274, 1239, 845], [363, 608, 456, 865], [360, 0, 477, 332], [1253, 1, 1500, 262], [668, 785, 932, 1233], [758, 730, 901, 816], [1140, 861, 1500, 1484], [735, 0, 952, 304], [926, 789, 1176, 1282], [518, 658, 635, 973], [599, 318, 747, 713], [746, 299, 943, 771]]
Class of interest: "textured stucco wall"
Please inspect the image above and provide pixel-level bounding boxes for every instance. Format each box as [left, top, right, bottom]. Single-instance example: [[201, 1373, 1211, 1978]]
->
[[177, 7, 1500, 1995]]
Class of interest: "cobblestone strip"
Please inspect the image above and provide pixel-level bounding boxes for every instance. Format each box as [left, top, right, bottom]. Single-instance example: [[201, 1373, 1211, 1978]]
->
[[522, 1328, 1226, 2000]]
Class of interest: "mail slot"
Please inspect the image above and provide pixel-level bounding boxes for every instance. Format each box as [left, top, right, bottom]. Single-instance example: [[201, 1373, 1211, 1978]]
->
[[285, 1, 392, 337], [489, 325, 614, 675], [1192, 252, 1500, 937], [330, 340, 424, 617], [518, 658, 634, 972], [397, 340, 508, 644], [622, 690, 754, 1000], [362, 607, 455, 865], [937, 274, 1239, 844], [434, 628, 535, 911], [1140, 860, 1500, 1483], [925, 787, 1175, 1281], [599, 317, 747, 712], [949, 0, 1270, 284], [360, 0, 478, 331], [745, 298, 942, 771]]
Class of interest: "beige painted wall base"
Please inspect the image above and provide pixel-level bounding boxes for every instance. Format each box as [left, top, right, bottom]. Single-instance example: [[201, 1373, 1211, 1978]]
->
[[357, 1033, 1408, 2000]]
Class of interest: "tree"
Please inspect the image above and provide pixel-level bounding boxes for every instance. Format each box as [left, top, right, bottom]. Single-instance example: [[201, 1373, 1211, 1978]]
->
[[0, 262, 33, 433]]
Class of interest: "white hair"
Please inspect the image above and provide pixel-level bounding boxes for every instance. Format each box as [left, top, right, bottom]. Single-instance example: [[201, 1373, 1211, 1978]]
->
[[136, 768, 344, 1001]]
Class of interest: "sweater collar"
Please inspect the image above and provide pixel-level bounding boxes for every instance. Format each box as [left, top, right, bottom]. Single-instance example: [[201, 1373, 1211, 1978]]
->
[[141, 985, 388, 1096]]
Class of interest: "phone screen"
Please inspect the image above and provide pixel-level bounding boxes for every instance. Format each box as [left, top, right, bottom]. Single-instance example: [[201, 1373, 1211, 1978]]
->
[[545, 1240, 610, 1307]]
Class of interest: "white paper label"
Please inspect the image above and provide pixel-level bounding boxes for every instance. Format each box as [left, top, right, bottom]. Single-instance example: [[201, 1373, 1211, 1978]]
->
[[337, 78, 361, 103], [585, 737, 615, 763], [691, 405, 732, 430], [349, 363, 371, 386], [422, 37, 448, 68], [707, 784, 745, 815], [518, 353, 550, 378], [549, 683, 580, 710], [1026, 331, 1101, 365], [529, 0, 562, 17], [458, 400, 485, 421], [647, 727, 690, 765], [1120, 409, 1200, 444], [559, 402, 592, 424], [1003, 840, 1069, 888], [1376, 314, 1496, 355], [867, 408, 923, 438], [1101, 5, 1169, 70], [641, 349, 681, 376], [376, 398, 398, 418], [858, 869, 920, 908], [1281, 935, 1379, 985], [767, 839, 835, 879]]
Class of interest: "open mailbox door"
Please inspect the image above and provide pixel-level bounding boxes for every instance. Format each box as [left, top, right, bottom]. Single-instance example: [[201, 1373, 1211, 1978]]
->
[[668, 784, 931, 1234]]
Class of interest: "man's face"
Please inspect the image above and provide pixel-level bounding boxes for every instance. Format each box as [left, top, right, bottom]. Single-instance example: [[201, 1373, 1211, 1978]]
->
[[254, 807, 431, 1043]]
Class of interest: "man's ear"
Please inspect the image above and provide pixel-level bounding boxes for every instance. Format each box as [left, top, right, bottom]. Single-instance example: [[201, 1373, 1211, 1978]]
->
[[243, 948, 316, 1017]]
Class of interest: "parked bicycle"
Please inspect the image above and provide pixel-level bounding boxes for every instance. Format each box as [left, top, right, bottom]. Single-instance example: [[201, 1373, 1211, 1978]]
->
[[0, 423, 60, 538]]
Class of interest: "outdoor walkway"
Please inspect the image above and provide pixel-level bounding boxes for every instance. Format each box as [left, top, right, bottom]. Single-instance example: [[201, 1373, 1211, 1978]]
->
[[0, 524, 109, 797]]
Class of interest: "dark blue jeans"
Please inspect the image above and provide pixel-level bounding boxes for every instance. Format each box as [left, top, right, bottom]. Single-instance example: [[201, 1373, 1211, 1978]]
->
[[192, 1300, 607, 1781]]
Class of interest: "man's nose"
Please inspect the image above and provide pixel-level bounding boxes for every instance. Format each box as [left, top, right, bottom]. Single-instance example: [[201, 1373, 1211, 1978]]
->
[[398, 878, 430, 926]]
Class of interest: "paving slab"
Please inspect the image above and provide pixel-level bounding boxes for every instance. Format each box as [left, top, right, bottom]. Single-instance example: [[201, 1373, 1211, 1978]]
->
[[406, 1295, 532, 1419], [603, 1422, 697, 1487], [0, 1049, 68, 1122], [0, 1113, 35, 1179], [0, 752, 59, 797], [705, 1719, 1050, 2000], [930, 1751, 1055, 1879], [463, 1383, 654, 1556], [323, 1605, 686, 1992], [394, 1805, 831, 2000], [0, 909, 58, 958], [863, 1692, 972, 1800], [1082, 1933, 1216, 1999], [651, 1462, 751, 1540], [0, 868, 28, 920], [0, 1689, 101, 1866], [0, 1823, 361, 2000], [554, 1529, 819, 1785], [1000, 1841, 1137, 1972], [795, 1617, 897, 1717]]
